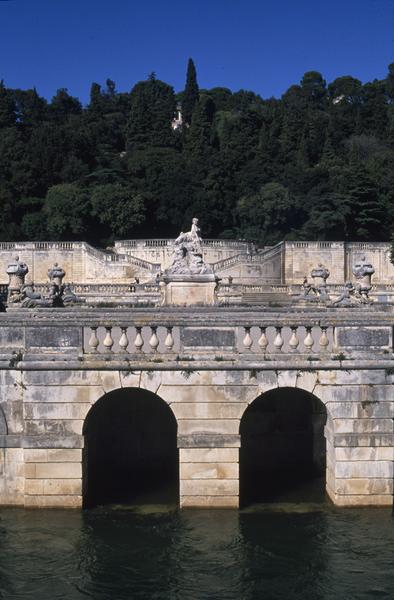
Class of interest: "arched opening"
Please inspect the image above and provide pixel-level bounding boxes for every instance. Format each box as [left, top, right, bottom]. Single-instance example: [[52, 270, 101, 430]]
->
[[83, 388, 178, 508], [240, 387, 327, 507]]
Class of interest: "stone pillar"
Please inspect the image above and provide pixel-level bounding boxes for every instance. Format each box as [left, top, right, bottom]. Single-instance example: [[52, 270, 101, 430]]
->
[[179, 444, 240, 508]]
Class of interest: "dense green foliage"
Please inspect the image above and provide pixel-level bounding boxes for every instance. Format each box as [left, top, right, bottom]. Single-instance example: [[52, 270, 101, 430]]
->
[[0, 61, 394, 247]]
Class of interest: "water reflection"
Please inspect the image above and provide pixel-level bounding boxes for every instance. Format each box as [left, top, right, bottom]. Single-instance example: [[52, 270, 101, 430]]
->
[[0, 506, 392, 600]]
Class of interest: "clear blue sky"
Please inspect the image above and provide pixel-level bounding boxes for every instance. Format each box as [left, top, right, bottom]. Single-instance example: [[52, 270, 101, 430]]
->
[[0, 0, 393, 103]]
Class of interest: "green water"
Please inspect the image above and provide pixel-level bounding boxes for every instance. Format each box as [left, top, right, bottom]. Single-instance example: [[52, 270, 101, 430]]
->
[[0, 503, 392, 600]]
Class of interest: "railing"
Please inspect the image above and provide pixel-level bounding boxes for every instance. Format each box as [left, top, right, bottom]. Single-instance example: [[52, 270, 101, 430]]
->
[[114, 239, 249, 249], [83, 244, 160, 272], [211, 242, 284, 272], [83, 323, 336, 355], [0, 241, 83, 251], [286, 241, 343, 249], [211, 253, 246, 271]]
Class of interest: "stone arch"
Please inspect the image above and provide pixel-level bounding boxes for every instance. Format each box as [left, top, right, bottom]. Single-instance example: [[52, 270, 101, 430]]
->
[[239, 386, 327, 507], [82, 387, 179, 508]]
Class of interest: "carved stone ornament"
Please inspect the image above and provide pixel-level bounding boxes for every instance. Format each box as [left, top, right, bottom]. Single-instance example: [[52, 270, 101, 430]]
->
[[165, 218, 213, 276], [48, 262, 66, 286], [352, 255, 375, 302]]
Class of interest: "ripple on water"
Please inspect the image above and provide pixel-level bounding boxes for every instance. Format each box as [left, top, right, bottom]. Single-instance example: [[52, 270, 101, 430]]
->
[[0, 506, 392, 600]]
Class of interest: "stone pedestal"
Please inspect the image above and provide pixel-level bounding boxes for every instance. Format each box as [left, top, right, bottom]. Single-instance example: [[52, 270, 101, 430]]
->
[[161, 274, 218, 306]]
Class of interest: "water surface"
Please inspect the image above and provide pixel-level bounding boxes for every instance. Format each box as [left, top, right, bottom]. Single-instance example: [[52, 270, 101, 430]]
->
[[0, 504, 392, 600]]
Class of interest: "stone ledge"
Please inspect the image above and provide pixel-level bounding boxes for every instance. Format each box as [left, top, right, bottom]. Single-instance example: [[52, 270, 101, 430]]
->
[[333, 433, 394, 447], [23, 434, 84, 449], [177, 434, 240, 448], [180, 496, 238, 508], [24, 494, 82, 508]]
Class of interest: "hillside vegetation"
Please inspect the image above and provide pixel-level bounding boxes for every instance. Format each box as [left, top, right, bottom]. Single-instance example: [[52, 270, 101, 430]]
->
[[1, 60, 393, 246]]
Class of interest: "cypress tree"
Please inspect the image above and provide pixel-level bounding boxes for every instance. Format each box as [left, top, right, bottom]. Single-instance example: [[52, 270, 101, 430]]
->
[[182, 58, 199, 126], [0, 80, 16, 128]]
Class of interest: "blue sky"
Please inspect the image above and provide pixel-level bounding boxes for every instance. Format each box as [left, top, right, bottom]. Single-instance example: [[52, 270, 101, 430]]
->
[[0, 0, 393, 103]]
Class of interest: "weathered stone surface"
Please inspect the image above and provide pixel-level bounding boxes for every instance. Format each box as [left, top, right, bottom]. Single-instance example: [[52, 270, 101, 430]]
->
[[24, 495, 82, 508], [0, 434, 21, 447], [180, 448, 239, 463], [42, 479, 82, 495], [24, 403, 91, 421], [335, 326, 391, 349], [180, 463, 238, 480], [24, 449, 82, 463], [0, 328, 24, 347], [180, 495, 238, 508], [171, 403, 247, 420], [328, 493, 393, 507], [334, 433, 394, 447], [23, 434, 84, 449], [335, 447, 393, 461], [333, 418, 393, 434], [178, 434, 240, 448], [25, 327, 82, 350], [160, 385, 257, 404], [314, 385, 394, 404], [316, 370, 389, 385], [23, 386, 103, 404], [177, 419, 239, 436], [180, 479, 238, 496], [24, 419, 83, 435], [335, 461, 393, 478], [326, 401, 394, 419], [182, 327, 236, 349], [25, 462, 82, 479], [335, 478, 393, 495]]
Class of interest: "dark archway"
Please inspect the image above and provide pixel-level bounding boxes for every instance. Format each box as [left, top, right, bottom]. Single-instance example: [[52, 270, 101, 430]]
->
[[240, 387, 327, 507], [83, 388, 178, 508]]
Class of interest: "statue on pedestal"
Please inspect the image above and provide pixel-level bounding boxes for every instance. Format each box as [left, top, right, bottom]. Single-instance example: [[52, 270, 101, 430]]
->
[[166, 218, 213, 276], [161, 218, 218, 305]]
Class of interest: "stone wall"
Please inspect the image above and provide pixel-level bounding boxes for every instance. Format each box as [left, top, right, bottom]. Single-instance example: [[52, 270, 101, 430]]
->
[[0, 367, 392, 509], [284, 241, 394, 285], [0, 240, 393, 287]]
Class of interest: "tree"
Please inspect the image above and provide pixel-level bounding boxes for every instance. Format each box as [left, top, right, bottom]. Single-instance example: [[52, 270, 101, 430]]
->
[[182, 58, 199, 125], [300, 71, 327, 105], [90, 183, 145, 241], [127, 76, 176, 149], [44, 184, 90, 239], [0, 80, 16, 128], [237, 182, 297, 244]]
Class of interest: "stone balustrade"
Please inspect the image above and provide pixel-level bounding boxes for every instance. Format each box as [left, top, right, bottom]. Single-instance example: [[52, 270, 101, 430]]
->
[[83, 323, 335, 356], [0, 307, 391, 365]]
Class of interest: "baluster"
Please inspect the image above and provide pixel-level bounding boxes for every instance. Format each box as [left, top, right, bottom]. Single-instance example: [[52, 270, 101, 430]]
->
[[103, 326, 114, 352], [134, 327, 144, 353], [273, 327, 284, 352], [304, 326, 314, 353], [119, 327, 129, 353], [319, 326, 329, 353], [243, 327, 253, 351], [149, 326, 160, 352], [258, 327, 269, 353], [164, 327, 174, 352], [289, 326, 300, 353], [88, 327, 100, 353]]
